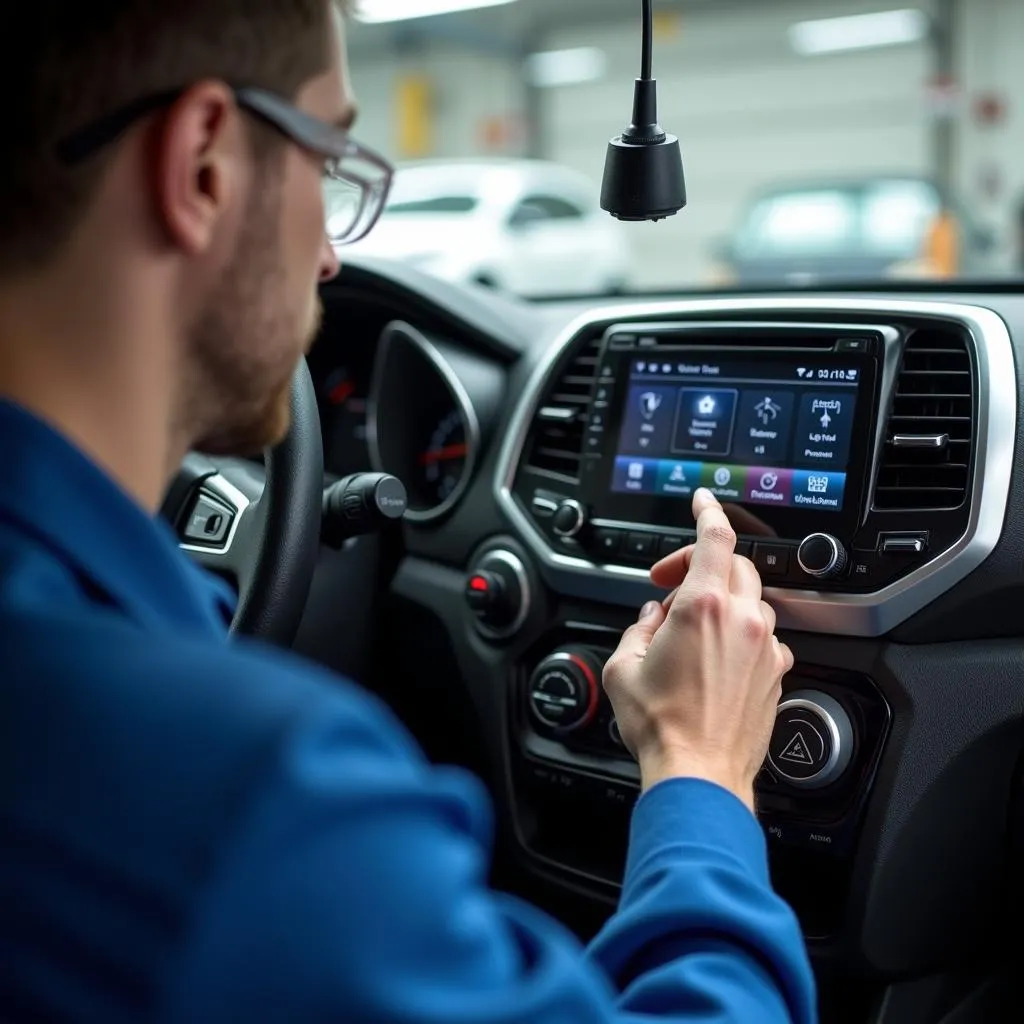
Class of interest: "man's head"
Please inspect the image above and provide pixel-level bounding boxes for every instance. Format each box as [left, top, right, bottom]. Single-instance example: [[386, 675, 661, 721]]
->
[[2, 0, 371, 457]]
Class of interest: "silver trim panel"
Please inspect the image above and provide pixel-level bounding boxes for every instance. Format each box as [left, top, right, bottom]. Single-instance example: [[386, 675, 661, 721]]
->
[[494, 298, 1016, 638], [368, 321, 482, 524]]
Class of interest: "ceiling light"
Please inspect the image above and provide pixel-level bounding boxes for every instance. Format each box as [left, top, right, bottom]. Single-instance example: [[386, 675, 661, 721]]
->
[[789, 9, 930, 56], [524, 47, 607, 88], [356, 0, 518, 24]]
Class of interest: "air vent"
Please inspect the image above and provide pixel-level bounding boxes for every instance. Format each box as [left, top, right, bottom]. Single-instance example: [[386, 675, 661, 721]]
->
[[522, 335, 602, 483], [874, 328, 974, 511]]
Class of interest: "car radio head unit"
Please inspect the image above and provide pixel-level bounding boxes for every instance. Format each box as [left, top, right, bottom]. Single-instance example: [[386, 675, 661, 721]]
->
[[580, 325, 881, 543]]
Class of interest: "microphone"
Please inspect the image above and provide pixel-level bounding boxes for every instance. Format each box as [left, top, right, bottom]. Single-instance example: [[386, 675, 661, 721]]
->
[[600, 0, 687, 222]]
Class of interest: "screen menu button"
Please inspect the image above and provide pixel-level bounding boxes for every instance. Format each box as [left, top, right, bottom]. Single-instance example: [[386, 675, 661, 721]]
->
[[612, 456, 658, 493], [744, 467, 793, 505], [793, 392, 854, 468], [673, 389, 738, 457], [792, 471, 846, 509]]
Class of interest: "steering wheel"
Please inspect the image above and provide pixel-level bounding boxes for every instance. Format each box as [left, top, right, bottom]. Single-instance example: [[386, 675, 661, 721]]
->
[[163, 360, 324, 645]]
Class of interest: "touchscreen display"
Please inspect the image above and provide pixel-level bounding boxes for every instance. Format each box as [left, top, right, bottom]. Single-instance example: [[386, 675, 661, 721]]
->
[[610, 355, 863, 512]]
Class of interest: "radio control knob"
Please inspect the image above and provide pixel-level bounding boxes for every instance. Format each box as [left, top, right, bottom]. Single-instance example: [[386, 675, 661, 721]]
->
[[768, 690, 854, 789], [797, 533, 848, 580], [527, 649, 601, 734], [551, 499, 587, 538]]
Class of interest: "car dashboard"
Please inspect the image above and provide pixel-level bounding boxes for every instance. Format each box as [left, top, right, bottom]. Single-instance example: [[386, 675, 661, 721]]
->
[[302, 256, 1024, 1021]]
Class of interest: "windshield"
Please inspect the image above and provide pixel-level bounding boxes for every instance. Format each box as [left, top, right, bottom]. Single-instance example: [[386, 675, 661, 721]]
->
[[345, 1, 1023, 297]]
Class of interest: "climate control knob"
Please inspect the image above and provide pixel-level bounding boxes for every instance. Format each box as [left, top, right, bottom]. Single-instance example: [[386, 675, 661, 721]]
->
[[797, 533, 848, 580], [527, 649, 601, 734], [767, 690, 854, 789]]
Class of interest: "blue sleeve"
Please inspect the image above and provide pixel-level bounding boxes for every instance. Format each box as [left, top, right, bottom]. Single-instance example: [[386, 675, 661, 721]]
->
[[587, 779, 817, 1022], [160, 687, 816, 1023]]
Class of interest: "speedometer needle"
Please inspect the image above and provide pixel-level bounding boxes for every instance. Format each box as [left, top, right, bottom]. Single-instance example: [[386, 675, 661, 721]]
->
[[419, 443, 468, 465]]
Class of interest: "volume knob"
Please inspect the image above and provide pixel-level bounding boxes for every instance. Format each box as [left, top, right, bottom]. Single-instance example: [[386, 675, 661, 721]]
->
[[797, 533, 848, 581], [552, 499, 587, 539]]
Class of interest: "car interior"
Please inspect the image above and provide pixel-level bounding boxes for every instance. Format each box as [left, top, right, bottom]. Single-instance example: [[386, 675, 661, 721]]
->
[[162, 1, 1024, 1021]]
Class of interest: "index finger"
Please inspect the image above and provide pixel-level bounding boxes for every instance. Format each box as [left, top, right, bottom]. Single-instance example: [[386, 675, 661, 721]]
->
[[683, 488, 737, 586]]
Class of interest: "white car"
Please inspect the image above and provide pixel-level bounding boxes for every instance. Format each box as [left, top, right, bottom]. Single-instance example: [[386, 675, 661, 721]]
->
[[334, 159, 633, 298]]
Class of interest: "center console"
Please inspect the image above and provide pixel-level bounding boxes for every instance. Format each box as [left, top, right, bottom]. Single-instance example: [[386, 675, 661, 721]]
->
[[464, 301, 1012, 953]]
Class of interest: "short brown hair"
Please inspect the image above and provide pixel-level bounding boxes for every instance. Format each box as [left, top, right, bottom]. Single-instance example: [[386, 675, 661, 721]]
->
[[1, 1, 341, 276]]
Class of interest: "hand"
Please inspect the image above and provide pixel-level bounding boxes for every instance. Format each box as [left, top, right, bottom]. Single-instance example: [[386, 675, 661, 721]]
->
[[602, 489, 793, 812]]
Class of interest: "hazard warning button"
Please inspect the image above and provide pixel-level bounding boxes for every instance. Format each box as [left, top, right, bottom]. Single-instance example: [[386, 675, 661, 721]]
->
[[768, 690, 854, 789]]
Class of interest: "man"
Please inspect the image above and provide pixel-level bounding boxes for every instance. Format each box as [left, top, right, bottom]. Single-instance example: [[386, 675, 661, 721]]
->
[[0, 2, 814, 1021]]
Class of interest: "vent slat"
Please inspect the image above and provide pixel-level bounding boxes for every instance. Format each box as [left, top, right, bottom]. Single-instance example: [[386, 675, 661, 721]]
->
[[874, 328, 973, 511], [522, 336, 602, 482]]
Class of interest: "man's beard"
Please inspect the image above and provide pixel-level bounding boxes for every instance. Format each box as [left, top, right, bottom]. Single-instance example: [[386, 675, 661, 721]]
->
[[185, 167, 323, 458]]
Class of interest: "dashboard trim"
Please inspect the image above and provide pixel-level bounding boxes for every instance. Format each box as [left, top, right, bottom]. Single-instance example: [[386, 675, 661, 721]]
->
[[495, 298, 1016, 638], [368, 320, 482, 524]]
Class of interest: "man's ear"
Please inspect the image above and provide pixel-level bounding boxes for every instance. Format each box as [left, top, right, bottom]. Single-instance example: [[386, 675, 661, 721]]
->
[[153, 82, 241, 256]]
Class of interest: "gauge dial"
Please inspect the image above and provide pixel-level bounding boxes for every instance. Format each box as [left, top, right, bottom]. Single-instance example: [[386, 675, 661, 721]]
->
[[413, 410, 469, 509], [319, 365, 370, 475], [369, 324, 480, 522]]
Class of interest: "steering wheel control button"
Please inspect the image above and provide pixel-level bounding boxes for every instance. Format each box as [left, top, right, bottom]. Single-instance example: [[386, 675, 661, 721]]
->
[[465, 549, 530, 639], [753, 543, 791, 577], [183, 493, 234, 546], [551, 499, 587, 538], [768, 690, 854, 789], [527, 650, 601, 734], [797, 533, 849, 580]]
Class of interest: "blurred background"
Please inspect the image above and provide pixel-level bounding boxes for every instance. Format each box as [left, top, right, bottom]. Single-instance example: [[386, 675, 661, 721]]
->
[[341, 0, 1024, 297]]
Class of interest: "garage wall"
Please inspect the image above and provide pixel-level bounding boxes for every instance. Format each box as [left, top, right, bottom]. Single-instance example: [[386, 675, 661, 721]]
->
[[957, 0, 1024, 269], [540, 0, 934, 289], [347, 47, 526, 163]]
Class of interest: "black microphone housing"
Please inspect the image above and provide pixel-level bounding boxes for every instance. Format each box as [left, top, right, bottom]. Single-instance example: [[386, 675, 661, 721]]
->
[[601, 78, 686, 223]]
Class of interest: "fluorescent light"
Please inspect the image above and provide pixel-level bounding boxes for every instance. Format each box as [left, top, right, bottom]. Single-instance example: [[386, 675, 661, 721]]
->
[[789, 8, 930, 56], [524, 47, 607, 88], [356, 0, 518, 23]]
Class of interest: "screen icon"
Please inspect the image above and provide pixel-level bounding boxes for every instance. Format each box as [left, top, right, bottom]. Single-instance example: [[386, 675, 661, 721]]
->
[[655, 460, 702, 497], [797, 368, 807, 378], [733, 390, 794, 463], [792, 470, 846, 510], [754, 396, 782, 426], [639, 391, 663, 421], [612, 457, 656, 494], [744, 467, 792, 505], [674, 388, 739, 457], [700, 463, 743, 500], [794, 392, 855, 469]]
